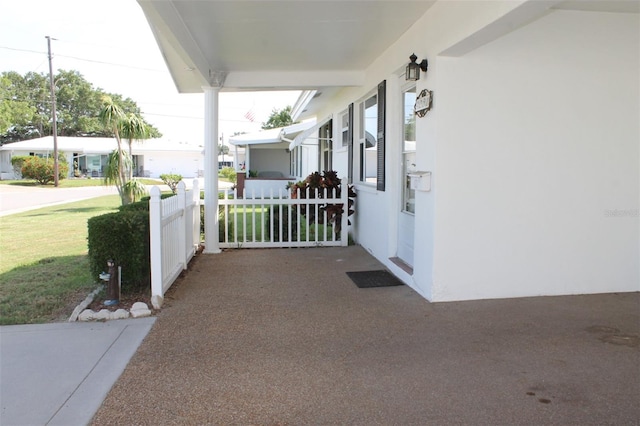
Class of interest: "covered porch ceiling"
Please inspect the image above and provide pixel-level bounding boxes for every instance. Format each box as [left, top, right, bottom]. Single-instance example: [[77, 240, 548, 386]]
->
[[138, 0, 639, 106], [137, 0, 436, 93]]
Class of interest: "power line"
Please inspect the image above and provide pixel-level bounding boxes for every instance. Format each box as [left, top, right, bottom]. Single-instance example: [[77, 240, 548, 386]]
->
[[0, 46, 44, 55], [54, 54, 165, 72], [0, 45, 165, 73]]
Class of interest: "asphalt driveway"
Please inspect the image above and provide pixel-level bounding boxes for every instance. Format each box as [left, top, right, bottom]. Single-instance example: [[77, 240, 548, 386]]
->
[[0, 184, 119, 216], [91, 246, 640, 425]]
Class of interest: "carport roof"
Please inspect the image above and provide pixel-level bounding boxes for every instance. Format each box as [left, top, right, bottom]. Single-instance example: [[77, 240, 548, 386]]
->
[[228, 121, 316, 146]]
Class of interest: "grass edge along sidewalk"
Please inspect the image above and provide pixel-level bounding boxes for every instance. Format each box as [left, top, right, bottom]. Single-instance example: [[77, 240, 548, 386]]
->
[[0, 195, 120, 325]]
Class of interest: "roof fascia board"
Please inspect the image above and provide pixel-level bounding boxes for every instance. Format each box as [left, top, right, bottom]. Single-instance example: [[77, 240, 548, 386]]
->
[[137, 0, 212, 91], [291, 90, 317, 121], [222, 71, 364, 91]]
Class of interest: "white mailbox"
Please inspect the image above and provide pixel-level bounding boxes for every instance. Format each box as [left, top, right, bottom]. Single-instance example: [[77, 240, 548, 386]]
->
[[408, 171, 431, 192]]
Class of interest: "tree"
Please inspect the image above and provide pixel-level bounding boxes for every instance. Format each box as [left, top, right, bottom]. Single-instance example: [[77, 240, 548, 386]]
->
[[99, 97, 149, 205], [160, 173, 183, 194], [261, 105, 294, 130], [103, 150, 147, 204], [0, 70, 161, 144], [120, 112, 150, 179], [0, 74, 35, 135], [0, 71, 47, 141]]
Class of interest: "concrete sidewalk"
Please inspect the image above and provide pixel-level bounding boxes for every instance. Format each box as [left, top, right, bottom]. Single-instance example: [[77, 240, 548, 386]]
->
[[91, 247, 640, 425], [0, 318, 155, 426]]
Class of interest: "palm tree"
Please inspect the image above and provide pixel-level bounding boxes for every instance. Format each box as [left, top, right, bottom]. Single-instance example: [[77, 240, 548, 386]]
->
[[99, 96, 126, 194], [121, 112, 150, 180], [103, 150, 148, 204], [99, 97, 150, 205]]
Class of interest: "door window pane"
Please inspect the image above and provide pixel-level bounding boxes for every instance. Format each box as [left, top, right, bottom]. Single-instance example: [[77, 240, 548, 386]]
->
[[403, 87, 416, 213]]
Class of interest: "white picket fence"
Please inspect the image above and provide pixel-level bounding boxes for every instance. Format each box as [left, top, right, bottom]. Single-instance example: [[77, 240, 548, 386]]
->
[[148, 178, 351, 305], [218, 183, 350, 248], [149, 180, 201, 304]]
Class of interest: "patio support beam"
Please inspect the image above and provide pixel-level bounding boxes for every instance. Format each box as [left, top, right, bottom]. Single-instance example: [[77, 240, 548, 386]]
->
[[203, 85, 221, 254]]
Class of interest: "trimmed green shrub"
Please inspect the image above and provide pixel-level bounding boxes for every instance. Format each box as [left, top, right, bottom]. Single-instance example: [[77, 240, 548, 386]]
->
[[87, 209, 150, 293], [219, 167, 237, 183], [21, 156, 69, 184], [160, 173, 182, 194]]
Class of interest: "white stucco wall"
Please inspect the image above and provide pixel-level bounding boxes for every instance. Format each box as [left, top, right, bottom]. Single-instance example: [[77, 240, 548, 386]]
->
[[143, 151, 203, 178], [432, 10, 639, 300], [249, 147, 292, 178], [303, 3, 638, 302]]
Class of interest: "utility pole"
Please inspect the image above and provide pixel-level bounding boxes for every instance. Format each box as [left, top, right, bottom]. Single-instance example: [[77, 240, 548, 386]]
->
[[46, 36, 59, 187]]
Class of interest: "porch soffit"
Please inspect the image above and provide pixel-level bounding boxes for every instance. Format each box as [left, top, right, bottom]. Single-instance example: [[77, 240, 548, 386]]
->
[[137, 0, 436, 93]]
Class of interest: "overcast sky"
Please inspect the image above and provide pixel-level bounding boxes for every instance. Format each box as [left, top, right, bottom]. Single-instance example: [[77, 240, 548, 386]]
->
[[0, 0, 301, 144]]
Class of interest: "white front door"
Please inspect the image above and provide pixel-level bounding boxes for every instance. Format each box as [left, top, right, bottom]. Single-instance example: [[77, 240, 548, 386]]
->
[[396, 84, 417, 268]]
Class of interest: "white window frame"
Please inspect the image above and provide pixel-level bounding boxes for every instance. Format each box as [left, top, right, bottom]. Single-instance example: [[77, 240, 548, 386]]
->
[[358, 90, 378, 186]]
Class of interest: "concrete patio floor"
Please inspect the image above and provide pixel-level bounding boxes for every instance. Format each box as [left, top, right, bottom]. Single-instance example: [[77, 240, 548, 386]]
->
[[92, 246, 639, 425]]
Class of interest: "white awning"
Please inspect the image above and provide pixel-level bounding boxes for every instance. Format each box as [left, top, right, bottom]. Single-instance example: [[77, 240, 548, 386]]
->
[[288, 116, 332, 151], [228, 121, 316, 147]]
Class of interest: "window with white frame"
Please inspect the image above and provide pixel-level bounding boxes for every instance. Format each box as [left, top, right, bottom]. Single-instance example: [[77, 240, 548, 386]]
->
[[340, 110, 349, 149], [318, 120, 332, 172], [358, 80, 386, 190], [359, 94, 377, 183]]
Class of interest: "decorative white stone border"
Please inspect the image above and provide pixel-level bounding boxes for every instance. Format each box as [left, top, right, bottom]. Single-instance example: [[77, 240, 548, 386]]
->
[[68, 286, 102, 322], [68, 286, 153, 322]]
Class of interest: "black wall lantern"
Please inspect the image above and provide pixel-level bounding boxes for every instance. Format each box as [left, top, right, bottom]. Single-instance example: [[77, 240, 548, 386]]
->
[[406, 53, 428, 81]]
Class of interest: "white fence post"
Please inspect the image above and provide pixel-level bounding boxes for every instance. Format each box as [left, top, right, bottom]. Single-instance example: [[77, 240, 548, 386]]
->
[[340, 177, 349, 246], [149, 186, 163, 303], [177, 181, 187, 270], [192, 179, 201, 251]]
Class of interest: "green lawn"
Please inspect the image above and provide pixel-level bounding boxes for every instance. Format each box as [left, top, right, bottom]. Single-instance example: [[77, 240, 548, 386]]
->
[[0, 195, 121, 325], [221, 205, 335, 244]]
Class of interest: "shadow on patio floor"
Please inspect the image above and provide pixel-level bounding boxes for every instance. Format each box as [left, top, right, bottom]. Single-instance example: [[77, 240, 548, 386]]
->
[[92, 246, 640, 425]]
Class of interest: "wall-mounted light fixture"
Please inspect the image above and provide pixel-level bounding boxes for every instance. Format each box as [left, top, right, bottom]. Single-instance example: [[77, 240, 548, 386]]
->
[[406, 53, 428, 81]]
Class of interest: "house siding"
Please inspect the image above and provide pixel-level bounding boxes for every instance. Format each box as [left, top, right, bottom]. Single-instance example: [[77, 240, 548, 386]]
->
[[316, 6, 638, 301], [432, 10, 639, 301]]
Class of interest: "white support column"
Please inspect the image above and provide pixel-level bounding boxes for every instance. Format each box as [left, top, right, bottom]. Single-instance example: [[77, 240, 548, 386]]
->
[[234, 145, 239, 172], [203, 86, 221, 254], [245, 145, 251, 175]]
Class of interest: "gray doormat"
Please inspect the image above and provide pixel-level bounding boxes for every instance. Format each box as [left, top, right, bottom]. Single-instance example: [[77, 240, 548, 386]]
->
[[346, 270, 404, 288]]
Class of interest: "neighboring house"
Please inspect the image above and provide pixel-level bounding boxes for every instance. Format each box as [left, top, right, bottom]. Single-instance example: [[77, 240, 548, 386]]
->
[[228, 121, 320, 178], [138, 1, 639, 302], [0, 136, 211, 179], [228, 121, 319, 197]]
